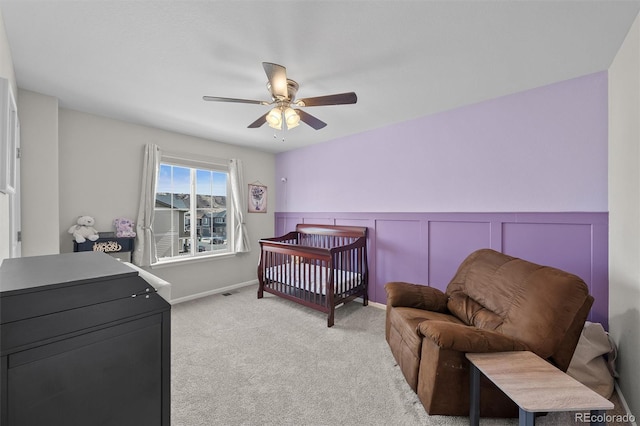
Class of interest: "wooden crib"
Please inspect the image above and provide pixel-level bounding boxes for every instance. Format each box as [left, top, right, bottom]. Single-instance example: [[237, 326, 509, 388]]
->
[[257, 224, 369, 327]]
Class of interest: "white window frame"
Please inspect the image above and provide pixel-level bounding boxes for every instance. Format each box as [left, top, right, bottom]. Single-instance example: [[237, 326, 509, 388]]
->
[[153, 153, 234, 265]]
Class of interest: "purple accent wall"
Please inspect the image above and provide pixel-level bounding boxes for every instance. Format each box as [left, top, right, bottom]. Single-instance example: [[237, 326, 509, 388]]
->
[[274, 211, 609, 329], [276, 72, 608, 214], [274, 73, 610, 327]]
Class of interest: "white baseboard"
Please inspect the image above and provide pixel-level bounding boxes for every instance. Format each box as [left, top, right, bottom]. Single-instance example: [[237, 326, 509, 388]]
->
[[172, 286, 387, 309], [614, 381, 638, 426], [170, 279, 258, 305], [368, 300, 386, 310], [335, 297, 385, 310]]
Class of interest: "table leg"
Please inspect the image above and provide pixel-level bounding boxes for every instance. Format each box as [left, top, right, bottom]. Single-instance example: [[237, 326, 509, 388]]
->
[[469, 364, 480, 426], [590, 410, 605, 426], [519, 408, 535, 426]]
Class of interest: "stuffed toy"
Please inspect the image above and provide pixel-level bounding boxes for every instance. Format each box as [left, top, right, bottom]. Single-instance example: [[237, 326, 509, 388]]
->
[[68, 215, 100, 243], [114, 217, 137, 238]]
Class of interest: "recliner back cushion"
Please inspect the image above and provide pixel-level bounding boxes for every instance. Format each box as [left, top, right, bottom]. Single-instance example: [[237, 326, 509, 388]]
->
[[446, 249, 590, 358], [446, 292, 504, 330]]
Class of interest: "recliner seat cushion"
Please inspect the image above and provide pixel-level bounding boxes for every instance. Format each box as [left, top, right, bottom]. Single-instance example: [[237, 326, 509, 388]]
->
[[386, 307, 463, 391], [418, 320, 528, 353]]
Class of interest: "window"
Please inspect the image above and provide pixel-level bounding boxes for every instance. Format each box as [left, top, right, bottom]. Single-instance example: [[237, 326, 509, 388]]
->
[[154, 157, 231, 261]]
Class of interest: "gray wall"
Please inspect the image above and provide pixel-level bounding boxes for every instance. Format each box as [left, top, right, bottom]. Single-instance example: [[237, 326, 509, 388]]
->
[[56, 108, 275, 301], [609, 11, 640, 418], [18, 89, 59, 257]]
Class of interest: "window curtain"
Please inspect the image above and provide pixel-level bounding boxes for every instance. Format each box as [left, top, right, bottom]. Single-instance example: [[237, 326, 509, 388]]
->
[[133, 143, 161, 266], [229, 159, 250, 253]]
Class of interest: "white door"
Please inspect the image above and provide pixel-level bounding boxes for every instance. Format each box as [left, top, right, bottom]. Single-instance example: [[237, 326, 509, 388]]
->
[[9, 120, 20, 257], [1, 78, 20, 258]]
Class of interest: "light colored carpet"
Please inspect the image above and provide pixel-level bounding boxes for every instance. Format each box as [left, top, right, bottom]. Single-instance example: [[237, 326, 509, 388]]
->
[[171, 284, 627, 426]]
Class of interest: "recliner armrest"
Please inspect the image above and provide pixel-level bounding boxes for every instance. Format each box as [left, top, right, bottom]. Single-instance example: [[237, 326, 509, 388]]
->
[[418, 320, 529, 353], [384, 282, 449, 312]]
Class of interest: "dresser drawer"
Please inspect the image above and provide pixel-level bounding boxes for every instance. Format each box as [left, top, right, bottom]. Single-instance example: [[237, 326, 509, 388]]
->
[[1, 275, 154, 323], [1, 293, 168, 355]]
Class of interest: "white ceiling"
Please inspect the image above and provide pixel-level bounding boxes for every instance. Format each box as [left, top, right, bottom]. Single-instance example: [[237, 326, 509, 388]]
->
[[1, 0, 639, 154]]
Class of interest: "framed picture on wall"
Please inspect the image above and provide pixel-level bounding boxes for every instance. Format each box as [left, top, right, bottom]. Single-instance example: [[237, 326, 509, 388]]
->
[[248, 183, 267, 213], [0, 78, 18, 195]]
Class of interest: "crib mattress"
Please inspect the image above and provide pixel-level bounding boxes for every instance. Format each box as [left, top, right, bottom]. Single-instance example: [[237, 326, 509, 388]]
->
[[264, 263, 362, 295]]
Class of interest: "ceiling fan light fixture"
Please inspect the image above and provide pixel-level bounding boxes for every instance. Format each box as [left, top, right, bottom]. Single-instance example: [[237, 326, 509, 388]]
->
[[266, 107, 283, 130], [284, 107, 300, 129], [203, 62, 357, 132]]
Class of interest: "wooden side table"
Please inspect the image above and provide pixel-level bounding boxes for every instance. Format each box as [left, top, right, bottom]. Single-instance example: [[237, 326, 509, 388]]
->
[[466, 351, 614, 426]]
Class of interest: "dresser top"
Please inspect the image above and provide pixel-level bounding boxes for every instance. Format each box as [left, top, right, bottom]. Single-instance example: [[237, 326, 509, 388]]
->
[[0, 252, 137, 296]]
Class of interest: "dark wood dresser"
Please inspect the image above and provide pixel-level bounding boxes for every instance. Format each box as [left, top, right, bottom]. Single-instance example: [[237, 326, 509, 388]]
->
[[0, 252, 170, 426]]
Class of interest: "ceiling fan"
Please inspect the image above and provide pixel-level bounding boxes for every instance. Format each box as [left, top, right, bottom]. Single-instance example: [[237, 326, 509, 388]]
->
[[203, 62, 357, 130]]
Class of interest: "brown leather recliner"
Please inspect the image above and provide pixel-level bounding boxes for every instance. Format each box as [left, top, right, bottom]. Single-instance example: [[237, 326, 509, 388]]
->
[[385, 248, 594, 417]]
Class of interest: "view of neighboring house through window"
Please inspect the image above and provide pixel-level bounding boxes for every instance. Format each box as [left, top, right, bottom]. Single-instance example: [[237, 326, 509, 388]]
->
[[154, 160, 230, 261]]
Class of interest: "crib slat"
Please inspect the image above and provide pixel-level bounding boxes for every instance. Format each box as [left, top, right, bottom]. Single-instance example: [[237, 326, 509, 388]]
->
[[337, 259, 341, 296], [317, 259, 321, 305]]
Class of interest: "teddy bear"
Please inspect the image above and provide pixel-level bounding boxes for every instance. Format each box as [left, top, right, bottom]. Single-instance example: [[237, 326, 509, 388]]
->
[[114, 217, 137, 238], [68, 215, 100, 243]]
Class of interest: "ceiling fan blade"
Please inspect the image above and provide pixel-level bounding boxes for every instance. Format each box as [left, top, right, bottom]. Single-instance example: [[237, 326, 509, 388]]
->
[[203, 96, 268, 105], [248, 112, 268, 128], [296, 92, 357, 107], [263, 62, 288, 99], [296, 109, 327, 130]]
